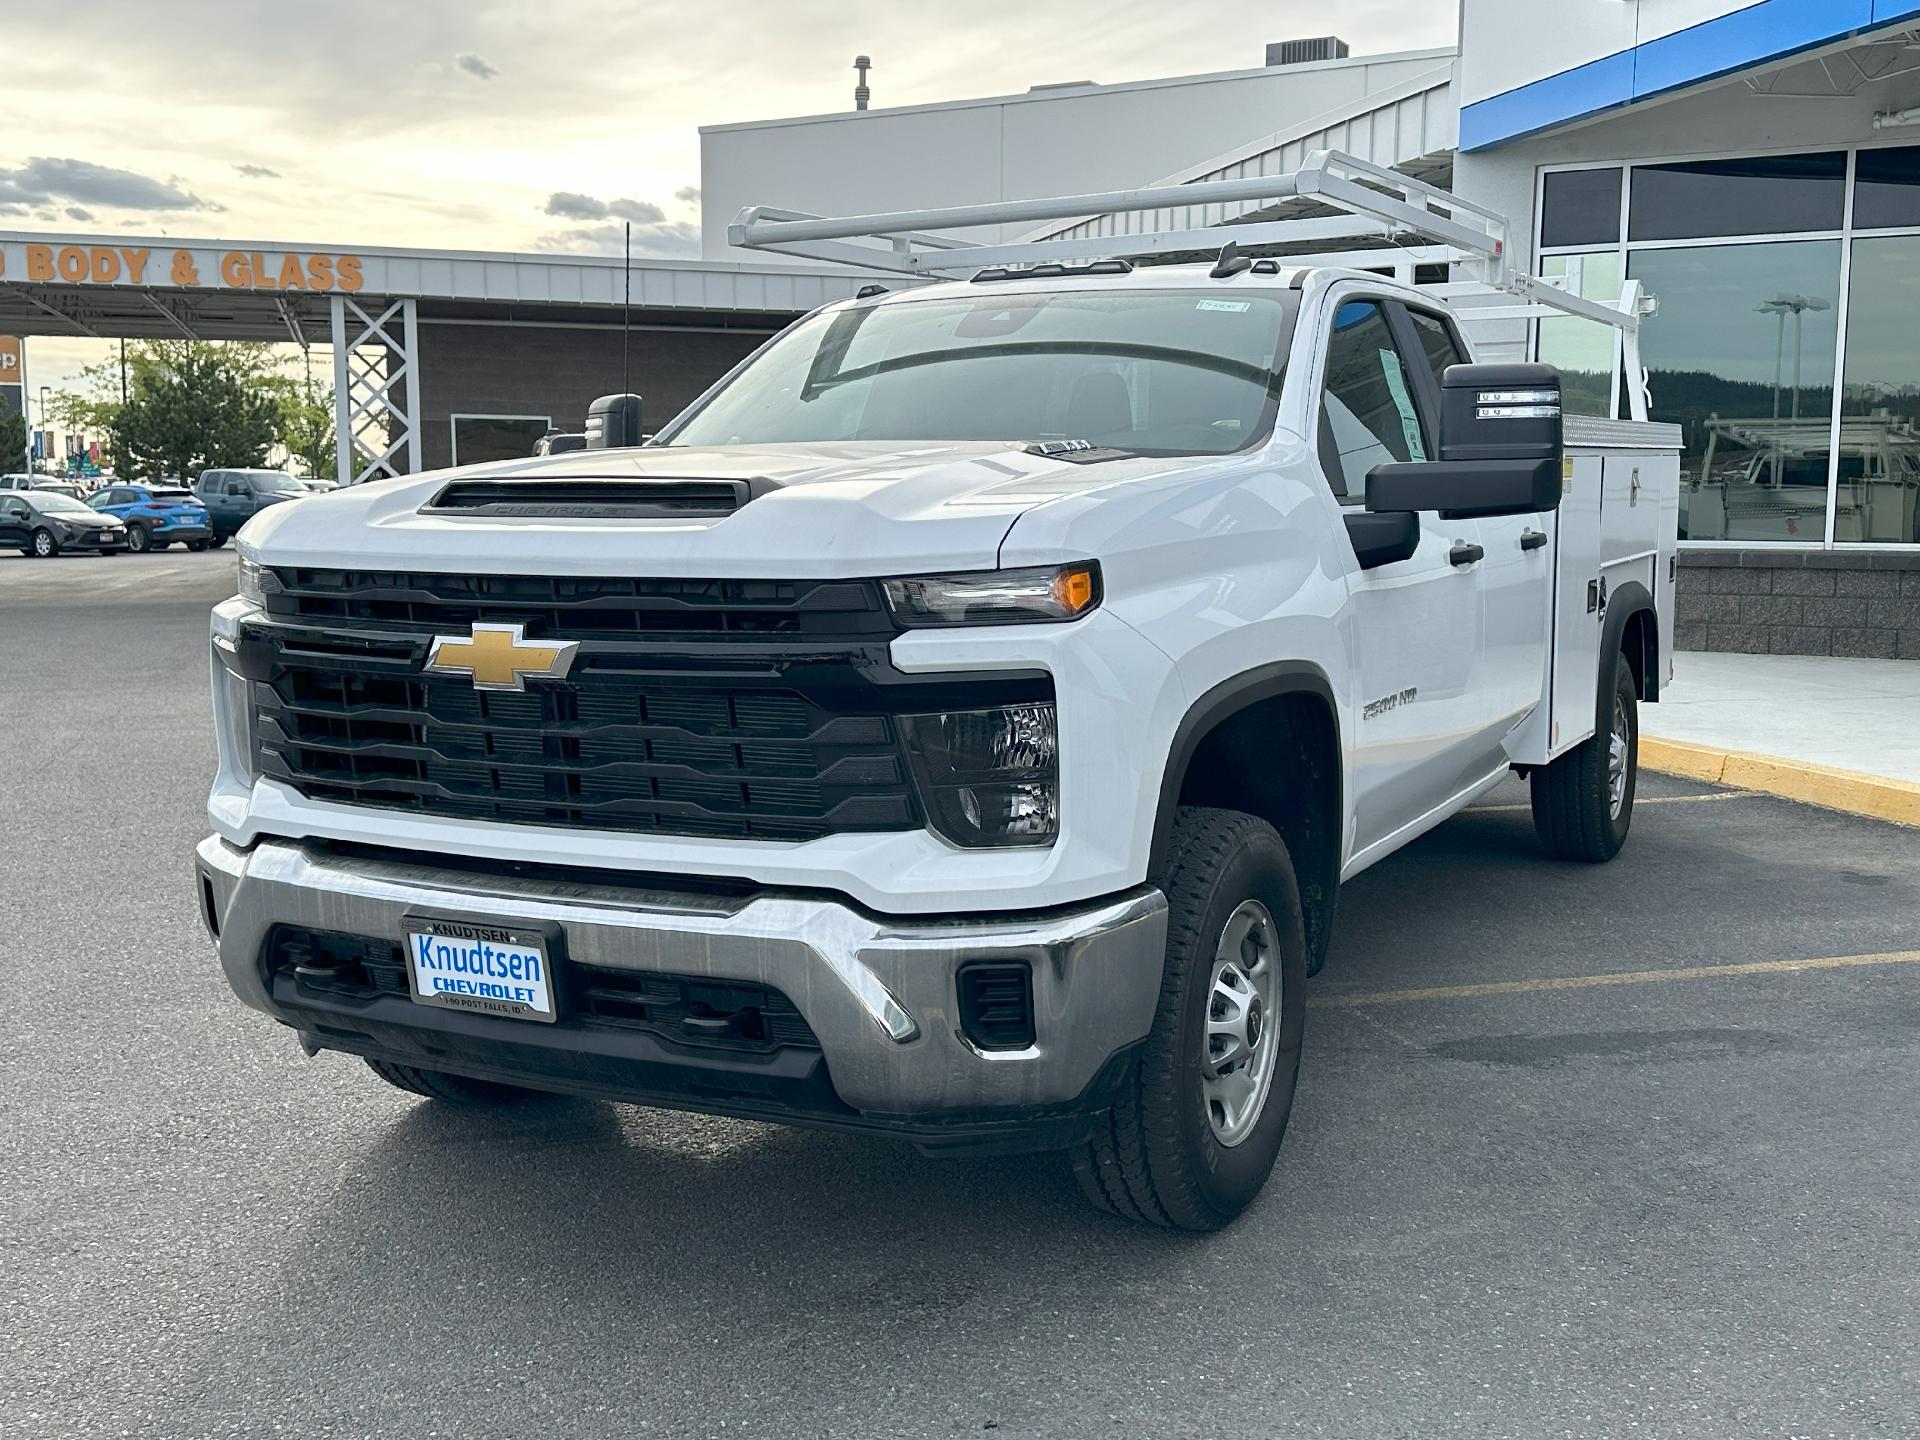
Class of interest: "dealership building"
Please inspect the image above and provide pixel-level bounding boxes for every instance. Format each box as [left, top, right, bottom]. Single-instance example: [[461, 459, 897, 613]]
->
[[6, 0, 1920, 657], [702, 1, 1920, 659]]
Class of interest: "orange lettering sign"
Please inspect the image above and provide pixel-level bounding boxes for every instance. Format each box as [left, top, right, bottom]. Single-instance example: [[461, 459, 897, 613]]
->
[[26, 245, 53, 281]]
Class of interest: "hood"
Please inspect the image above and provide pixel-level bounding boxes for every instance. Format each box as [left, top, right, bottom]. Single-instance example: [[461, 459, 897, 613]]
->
[[238, 441, 1183, 577]]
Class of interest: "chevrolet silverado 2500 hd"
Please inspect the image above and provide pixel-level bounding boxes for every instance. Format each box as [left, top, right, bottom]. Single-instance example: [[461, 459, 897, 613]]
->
[[196, 159, 1681, 1229]]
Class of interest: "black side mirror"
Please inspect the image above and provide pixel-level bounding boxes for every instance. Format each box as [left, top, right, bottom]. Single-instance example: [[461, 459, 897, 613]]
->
[[586, 393, 644, 449], [1343, 511, 1419, 570], [1436, 362, 1563, 464], [1366, 363, 1564, 520]]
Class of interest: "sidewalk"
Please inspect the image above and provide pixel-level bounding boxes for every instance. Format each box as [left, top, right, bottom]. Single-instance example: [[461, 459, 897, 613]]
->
[[1640, 652, 1920, 824]]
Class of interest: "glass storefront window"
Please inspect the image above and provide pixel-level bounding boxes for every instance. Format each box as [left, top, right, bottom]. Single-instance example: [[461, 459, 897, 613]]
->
[[1628, 241, 1842, 543], [1541, 168, 1622, 248], [1853, 146, 1920, 231], [1837, 237, 1920, 544], [451, 415, 552, 466], [1629, 153, 1846, 242], [1537, 251, 1622, 418]]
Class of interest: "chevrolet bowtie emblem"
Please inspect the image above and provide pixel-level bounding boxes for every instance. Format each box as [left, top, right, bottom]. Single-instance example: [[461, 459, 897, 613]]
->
[[424, 623, 579, 692]]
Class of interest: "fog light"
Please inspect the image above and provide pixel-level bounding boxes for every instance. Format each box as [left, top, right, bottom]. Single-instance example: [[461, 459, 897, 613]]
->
[[902, 704, 1058, 847]]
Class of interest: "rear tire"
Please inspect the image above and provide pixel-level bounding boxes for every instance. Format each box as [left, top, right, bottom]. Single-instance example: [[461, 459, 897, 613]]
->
[[1069, 807, 1308, 1230], [187, 540, 209, 552], [31, 528, 58, 558], [1531, 652, 1638, 862], [208, 534, 228, 548], [364, 1057, 541, 1105]]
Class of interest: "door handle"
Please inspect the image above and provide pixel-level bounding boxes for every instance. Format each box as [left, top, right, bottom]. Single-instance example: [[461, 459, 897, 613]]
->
[[1520, 529, 1548, 551], [1449, 542, 1485, 568]]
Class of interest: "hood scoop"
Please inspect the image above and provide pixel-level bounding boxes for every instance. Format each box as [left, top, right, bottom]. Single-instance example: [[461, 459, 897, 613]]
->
[[424, 477, 747, 519]]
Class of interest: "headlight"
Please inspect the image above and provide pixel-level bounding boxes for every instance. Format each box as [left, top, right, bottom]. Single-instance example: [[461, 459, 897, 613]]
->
[[883, 563, 1100, 628], [211, 630, 259, 783], [902, 703, 1058, 847], [237, 555, 266, 608]]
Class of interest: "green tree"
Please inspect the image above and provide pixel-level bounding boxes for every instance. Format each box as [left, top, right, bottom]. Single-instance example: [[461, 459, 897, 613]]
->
[[52, 341, 282, 481], [264, 373, 336, 478], [0, 406, 26, 474]]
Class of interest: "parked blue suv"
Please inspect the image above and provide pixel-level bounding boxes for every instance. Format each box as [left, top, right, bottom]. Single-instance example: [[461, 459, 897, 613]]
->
[[86, 483, 215, 554]]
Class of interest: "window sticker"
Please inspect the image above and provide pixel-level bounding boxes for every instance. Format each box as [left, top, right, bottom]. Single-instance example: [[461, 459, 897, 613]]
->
[[1196, 299, 1252, 313], [1379, 350, 1426, 461]]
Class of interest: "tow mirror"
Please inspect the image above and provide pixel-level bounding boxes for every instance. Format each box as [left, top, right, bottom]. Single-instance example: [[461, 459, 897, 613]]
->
[[1366, 363, 1564, 520], [586, 393, 644, 449]]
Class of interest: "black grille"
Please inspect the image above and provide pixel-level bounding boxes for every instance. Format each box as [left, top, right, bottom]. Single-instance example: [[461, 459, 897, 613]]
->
[[262, 568, 892, 640], [249, 569, 1048, 843], [265, 925, 820, 1054]]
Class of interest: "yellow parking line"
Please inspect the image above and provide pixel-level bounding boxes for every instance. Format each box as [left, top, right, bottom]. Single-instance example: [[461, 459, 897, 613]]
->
[[1469, 792, 1753, 814], [1314, 951, 1920, 1008]]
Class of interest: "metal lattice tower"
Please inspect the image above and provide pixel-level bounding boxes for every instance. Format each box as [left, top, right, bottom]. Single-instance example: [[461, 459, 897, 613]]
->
[[329, 295, 422, 485]]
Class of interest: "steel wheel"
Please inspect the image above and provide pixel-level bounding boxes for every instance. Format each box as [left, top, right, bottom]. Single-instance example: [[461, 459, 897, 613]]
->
[[1202, 899, 1282, 1148], [1608, 690, 1630, 820]]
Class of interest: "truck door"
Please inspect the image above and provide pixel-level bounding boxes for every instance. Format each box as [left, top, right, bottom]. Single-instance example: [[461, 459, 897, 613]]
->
[[1401, 306, 1552, 741], [1317, 294, 1488, 860]]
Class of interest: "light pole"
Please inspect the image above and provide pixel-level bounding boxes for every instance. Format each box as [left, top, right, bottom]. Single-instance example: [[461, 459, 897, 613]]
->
[[1755, 293, 1833, 484], [37, 384, 51, 474]]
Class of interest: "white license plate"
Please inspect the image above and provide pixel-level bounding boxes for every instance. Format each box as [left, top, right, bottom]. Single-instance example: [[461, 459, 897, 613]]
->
[[405, 919, 555, 1023]]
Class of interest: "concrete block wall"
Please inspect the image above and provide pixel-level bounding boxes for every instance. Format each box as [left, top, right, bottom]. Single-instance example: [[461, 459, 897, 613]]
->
[[1676, 551, 1920, 659]]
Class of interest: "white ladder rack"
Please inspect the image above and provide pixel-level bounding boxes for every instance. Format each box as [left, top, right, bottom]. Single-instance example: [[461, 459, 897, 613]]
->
[[729, 149, 1657, 421]]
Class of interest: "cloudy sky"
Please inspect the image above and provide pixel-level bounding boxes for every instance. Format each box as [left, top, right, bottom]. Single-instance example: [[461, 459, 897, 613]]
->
[[9, 0, 1455, 402]]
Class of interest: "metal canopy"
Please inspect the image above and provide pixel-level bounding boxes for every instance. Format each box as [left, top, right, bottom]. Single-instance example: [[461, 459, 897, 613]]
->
[[730, 148, 1660, 420], [0, 230, 871, 480]]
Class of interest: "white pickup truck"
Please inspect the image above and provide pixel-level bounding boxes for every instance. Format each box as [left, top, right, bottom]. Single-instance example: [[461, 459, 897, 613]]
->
[[195, 159, 1681, 1229]]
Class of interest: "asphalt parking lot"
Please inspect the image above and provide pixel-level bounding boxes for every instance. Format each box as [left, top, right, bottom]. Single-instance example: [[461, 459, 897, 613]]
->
[[4, 548, 1917, 1440]]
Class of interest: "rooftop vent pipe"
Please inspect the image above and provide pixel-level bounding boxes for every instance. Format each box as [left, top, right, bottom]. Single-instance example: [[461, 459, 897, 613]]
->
[[854, 55, 872, 111]]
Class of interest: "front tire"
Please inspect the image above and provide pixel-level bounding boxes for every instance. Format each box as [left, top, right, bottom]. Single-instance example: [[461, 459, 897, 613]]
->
[[31, 528, 58, 558], [364, 1057, 542, 1105], [1531, 652, 1638, 862], [1070, 807, 1308, 1230], [125, 524, 152, 554]]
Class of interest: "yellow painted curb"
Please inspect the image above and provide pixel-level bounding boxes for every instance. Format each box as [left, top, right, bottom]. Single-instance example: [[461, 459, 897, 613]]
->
[[1641, 737, 1920, 828]]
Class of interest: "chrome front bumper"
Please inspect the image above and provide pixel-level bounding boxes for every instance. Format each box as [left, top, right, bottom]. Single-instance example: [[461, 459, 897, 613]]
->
[[195, 836, 1167, 1121]]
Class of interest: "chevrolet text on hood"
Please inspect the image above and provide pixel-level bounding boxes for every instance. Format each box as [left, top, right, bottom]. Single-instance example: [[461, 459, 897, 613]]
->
[[195, 152, 1682, 1230]]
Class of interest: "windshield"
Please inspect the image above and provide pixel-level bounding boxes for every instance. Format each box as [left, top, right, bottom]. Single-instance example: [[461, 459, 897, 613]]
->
[[661, 288, 1294, 458], [31, 494, 95, 516], [248, 472, 306, 495]]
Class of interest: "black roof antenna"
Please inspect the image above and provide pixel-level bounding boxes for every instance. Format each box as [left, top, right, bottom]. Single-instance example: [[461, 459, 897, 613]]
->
[[1210, 240, 1253, 279]]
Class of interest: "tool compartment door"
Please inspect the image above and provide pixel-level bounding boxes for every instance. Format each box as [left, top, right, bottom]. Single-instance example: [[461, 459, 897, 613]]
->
[[1548, 454, 1605, 758]]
